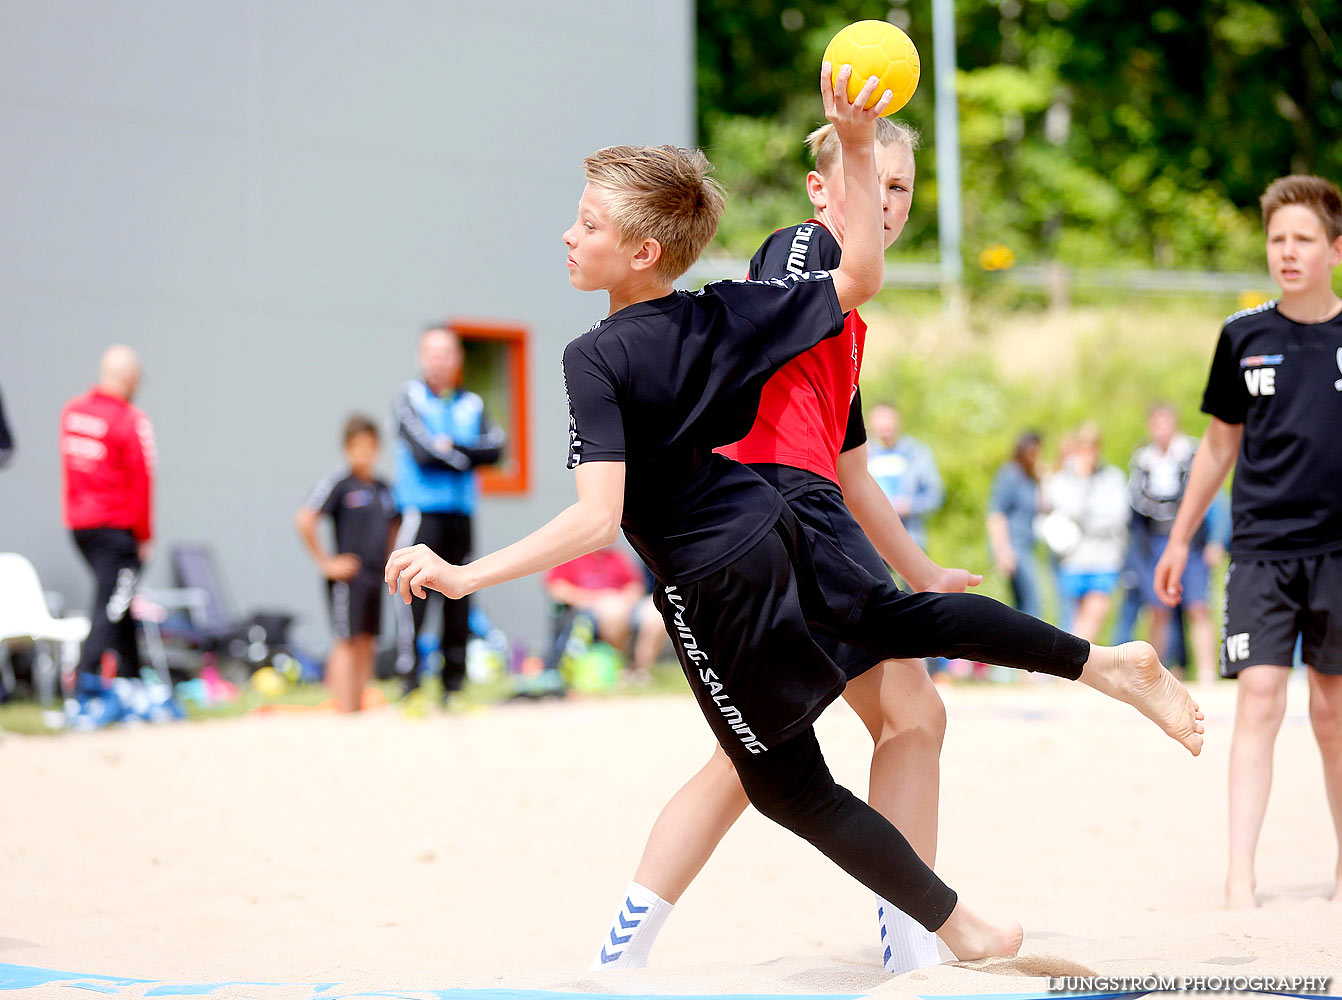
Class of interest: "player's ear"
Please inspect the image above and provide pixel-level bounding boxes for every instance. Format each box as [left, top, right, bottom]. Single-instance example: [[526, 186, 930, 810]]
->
[[1330, 233, 1342, 267], [805, 170, 828, 210], [631, 237, 663, 273]]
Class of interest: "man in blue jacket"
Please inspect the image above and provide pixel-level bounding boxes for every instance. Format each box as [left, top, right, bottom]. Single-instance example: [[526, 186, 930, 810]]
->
[[392, 325, 504, 697]]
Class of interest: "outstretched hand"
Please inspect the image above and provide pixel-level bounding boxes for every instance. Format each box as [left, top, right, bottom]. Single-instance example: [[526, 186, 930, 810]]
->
[[820, 62, 893, 143], [385, 543, 470, 604]]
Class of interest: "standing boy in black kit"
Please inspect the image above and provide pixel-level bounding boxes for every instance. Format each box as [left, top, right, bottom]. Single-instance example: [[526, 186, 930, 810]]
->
[[298, 415, 400, 712], [388, 66, 1203, 961]]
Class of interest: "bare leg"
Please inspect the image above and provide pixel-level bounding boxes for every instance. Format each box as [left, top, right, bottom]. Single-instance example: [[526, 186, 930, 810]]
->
[[630, 597, 667, 675], [843, 659, 944, 866], [1071, 592, 1111, 644], [352, 635, 375, 711], [1078, 640, 1205, 755], [1148, 606, 1172, 664], [593, 592, 640, 653], [325, 640, 358, 713], [1226, 664, 1289, 908], [632, 746, 750, 903], [1186, 603, 1217, 686], [1306, 668, 1342, 902]]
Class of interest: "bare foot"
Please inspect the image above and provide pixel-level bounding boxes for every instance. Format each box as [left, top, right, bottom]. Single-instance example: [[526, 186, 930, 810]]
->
[[1079, 641, 1205, 756], [937, 901, 1023, 962], [1225, 874, 1258, 909]]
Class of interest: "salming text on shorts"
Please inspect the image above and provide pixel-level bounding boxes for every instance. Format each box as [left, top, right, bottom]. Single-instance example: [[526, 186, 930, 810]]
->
[[1221, 550, 1342, 676]]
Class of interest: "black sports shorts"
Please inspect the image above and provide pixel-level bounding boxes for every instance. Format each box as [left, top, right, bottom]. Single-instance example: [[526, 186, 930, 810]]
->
[[327, 575, 383, 640], [1221, 549, 1342, 677], [783, 485, 892, 681]]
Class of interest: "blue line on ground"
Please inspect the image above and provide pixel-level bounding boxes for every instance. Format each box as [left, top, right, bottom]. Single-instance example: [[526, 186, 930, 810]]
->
[[0, 963, 866, 1000]]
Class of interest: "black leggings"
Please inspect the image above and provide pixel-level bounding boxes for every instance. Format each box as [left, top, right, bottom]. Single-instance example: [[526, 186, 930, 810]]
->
[[73, 528, 141, 677], [734, 725, 957, 931], [396, 512, 472, 691]]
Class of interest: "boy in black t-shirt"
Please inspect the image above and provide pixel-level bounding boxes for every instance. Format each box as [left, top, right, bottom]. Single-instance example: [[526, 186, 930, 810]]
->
[[298, 415, 400, 712], [388, 67, 1202, 962], [1155, 175, 1342, 909]]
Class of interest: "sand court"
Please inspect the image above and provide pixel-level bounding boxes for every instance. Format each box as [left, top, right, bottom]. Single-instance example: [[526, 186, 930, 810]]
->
[[3, 678, 1339, 998]]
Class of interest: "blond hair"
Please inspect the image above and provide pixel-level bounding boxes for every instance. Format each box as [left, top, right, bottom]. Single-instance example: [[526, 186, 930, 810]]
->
[[805, 119, 920, 177], [582, 145, 726, 283], [1260, 174, 1342, 241]]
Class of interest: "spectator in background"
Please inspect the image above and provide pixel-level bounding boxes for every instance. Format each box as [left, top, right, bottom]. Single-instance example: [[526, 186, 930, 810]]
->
[[987, 431, 1043, 619], [296, 416, 400, 712], [1124, 403, 1219, 681], [60, 346, 154, 679], [0, 385, 13, 468], [543, 546, 665, 682], [1040, 422, 1128, 641], [865, 401, 943, 549], [392, 325, 505, 700]]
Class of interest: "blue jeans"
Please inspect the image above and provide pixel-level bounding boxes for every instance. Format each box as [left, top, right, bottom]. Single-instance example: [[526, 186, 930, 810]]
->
[[1010, 557, 1042, 620]]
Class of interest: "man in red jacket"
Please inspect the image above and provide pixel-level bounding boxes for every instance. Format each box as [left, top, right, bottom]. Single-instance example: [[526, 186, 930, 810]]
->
[[60, 345, 155, 678]]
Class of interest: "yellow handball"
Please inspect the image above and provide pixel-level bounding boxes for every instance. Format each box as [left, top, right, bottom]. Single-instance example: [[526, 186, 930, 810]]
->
[[823, 20, 920, 116]]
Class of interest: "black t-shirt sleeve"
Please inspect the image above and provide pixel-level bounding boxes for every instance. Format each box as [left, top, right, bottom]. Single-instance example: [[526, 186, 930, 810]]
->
[[840, 387, 867, 453], [563, 338, 626, 469], [754, 223, 843, 280], [704, 271, 846, 379], [1201, 326, 1247, 425]]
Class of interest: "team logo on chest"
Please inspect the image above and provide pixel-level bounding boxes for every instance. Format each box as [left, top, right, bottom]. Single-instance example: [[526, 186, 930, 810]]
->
[[1240, 353, 1283, 396], [1335, 347, 1342, 391]]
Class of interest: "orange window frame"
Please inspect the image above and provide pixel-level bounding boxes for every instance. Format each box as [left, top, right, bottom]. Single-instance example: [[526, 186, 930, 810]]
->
[[451, 318, 530, 494]]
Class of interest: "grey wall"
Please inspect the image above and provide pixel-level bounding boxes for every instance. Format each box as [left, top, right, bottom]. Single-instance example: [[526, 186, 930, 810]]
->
[[0, 0, 694, 656]]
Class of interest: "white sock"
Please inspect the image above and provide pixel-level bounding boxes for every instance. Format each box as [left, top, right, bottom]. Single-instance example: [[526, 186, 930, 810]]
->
[[589, 882, 673, 971], [876, 895, 941, 974]]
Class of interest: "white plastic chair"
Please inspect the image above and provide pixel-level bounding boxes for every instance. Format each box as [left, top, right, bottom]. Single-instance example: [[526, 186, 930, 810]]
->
[[0, 553, 91, 722]]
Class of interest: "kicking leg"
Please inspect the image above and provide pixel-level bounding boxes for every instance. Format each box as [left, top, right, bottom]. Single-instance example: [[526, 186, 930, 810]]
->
[[841, 586, 1205, 756], [1305, 668, 1342, 902], [1226, 664, 1288, 908]]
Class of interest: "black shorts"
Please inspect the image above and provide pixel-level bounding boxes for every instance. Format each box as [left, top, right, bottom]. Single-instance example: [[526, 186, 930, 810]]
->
[[784, 486, 892, 680], [653, 510, 873, 760], [327, 575, 383, 640], [1221, 549, 1342, 677]]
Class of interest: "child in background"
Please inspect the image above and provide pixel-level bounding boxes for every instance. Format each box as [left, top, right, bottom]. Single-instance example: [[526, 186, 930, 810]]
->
[[1155, 174, 1342, 908], [297, 415, 400, 712]]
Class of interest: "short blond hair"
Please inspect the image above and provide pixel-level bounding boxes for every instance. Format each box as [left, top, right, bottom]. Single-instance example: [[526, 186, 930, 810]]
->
[[582, 145, 726, 283], [805, 119, 920, 177], [1261, 174, 1342, 241]]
